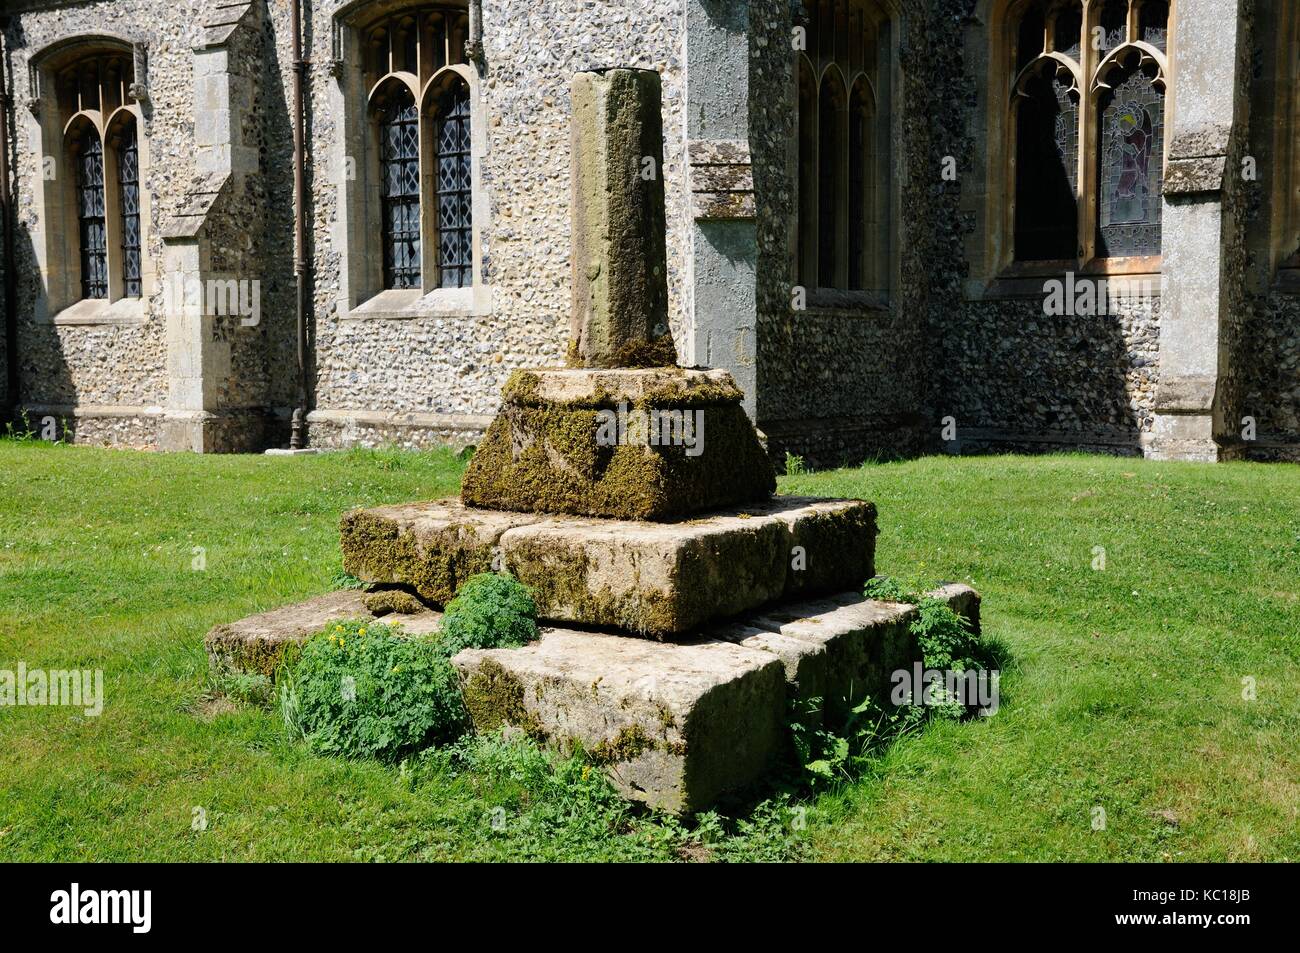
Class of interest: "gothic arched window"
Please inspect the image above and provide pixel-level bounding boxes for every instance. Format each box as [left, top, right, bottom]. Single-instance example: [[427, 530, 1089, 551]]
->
[[795, 0, 893, 295], [1008, 0, 1171, 265], [354, 4, 481, 301], [29, 44, 153, 313]]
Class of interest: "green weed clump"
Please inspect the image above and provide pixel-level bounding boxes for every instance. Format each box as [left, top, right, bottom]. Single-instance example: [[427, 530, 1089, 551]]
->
[[437, 572, 539, 657], [792, 574, 1003, 787], [282, 620, 465, 761], [281, 574, 540, 761]]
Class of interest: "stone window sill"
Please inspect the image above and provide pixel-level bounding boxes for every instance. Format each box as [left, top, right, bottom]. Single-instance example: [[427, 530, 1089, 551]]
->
[[793, 287, 890, 317], [48, 297, 147, 326], [974, 259, 1163, 301], [341, 285, 494, 321]]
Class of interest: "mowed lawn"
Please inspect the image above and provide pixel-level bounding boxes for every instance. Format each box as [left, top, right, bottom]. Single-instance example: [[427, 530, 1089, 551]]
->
[[0, 442, 1296, 861]]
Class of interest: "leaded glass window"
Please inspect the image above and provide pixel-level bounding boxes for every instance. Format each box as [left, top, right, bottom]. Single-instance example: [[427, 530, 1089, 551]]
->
[[360, 5, 477, 295], [795, 0, 891, 294], [75, 128, 108, 300], [1097, 67, 1164, 258], [117, 122, 142, 297], [433, 79, 473, 289], [379, 86, 421, 290], [50, 48, 146, 306]]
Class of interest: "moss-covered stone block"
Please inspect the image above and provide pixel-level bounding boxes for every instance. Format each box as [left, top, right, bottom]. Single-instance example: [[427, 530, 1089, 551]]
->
[[460, 367, 775, 520], [339, 501, 542, 606], [337, 496, 875, 636]]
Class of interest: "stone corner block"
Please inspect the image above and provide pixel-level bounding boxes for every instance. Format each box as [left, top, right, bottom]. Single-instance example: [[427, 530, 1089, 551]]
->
[[453, 629, 787, 814]]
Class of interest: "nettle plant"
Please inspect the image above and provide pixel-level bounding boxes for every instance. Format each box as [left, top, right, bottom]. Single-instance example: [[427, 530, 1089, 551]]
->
[[282, 573, 540, 762], [792, 575, 1001, 788]]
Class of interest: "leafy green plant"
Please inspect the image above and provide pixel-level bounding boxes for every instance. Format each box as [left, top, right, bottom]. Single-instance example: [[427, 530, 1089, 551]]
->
[[330, 568, 366, 590], [783, 451, 807, 477], [437, 572, 539, 657], [282, 620, 466, 761], [790, 694, 926, 788], [789, 574, 1002, 786], [401, 731, 806, 862], [2, 410, 38, 442], [865, 574, 992, 675], [210, 671, 275, 708]]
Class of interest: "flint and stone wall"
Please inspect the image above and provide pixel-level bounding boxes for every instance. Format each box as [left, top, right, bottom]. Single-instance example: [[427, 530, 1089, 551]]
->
[[1, 0, 1296, 463]]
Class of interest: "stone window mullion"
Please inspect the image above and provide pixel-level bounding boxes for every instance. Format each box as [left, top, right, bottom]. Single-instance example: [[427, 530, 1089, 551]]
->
[[1080, 1, 1099, 264]]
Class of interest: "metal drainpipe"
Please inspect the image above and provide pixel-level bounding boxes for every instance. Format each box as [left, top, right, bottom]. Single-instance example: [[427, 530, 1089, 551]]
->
[[0, 20, 19, 424], [289, 0, 310, 448]]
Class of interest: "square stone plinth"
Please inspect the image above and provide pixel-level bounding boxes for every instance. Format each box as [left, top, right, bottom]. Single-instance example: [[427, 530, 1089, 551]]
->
[[340, 496, 877, 636], [459, 367, 776, 521]]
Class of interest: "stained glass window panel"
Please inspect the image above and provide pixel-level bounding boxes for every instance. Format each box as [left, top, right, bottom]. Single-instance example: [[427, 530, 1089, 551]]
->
[[1014, 70, 1079, 261], [1099, 1, 1128, 53], [1097, 68, 1164, 258], [1140, 1, 1169, 52], [1054, 4, 1082, 60]]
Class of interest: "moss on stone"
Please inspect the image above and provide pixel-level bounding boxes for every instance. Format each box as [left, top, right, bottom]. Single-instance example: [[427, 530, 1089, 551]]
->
[[362, 588, 427, 616], [460, 400, 775, 521], [589, 723, 656, 765], [339, 509, 495, 606], [609, 334, 678, 369], [460, 659, 546, 740]]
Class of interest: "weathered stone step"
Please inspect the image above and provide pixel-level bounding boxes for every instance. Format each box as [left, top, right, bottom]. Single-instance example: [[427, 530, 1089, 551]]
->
[[205, 584, 980, 813], [339, 495, 877, 636], [452, 585, 980, 813], [205, 589, 442, 677]]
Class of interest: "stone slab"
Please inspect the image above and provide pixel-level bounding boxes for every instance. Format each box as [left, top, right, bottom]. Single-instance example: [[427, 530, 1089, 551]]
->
[[454, 629, 786, 814], [500, 366, 743, 408], [715, 585, 981, 725], [452, 585, 979, 812], [204, 590, 442, 677], [340, 496, 877, 636]]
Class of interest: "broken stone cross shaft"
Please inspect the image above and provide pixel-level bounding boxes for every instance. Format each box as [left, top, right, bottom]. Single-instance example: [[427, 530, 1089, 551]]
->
[[569, 68, 676, 369]]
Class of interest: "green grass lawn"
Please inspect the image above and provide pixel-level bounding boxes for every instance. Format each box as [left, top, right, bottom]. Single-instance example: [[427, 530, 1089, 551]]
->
[[1, 442, 1297, 861]]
